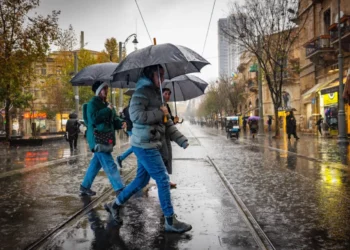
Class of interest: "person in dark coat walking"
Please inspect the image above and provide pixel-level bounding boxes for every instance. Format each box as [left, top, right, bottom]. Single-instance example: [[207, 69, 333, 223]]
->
[[316, 116, 323, 135], [286, 111, 299, 140], [267, 116, 273, 132], [161, 88, 182, 188], [66, 113, 80, 151], [116, 99, 133, 168]]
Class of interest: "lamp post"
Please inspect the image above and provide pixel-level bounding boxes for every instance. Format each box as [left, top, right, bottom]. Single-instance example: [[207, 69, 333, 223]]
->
[[337, 0, 348, 144], [116, 34, 138, 112]]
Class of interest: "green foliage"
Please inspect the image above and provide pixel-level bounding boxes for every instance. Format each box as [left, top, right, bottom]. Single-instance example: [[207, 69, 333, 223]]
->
[[0, 0, 60, 139]]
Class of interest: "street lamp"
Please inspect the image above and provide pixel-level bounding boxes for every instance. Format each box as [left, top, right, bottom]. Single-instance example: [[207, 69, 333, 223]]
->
[[336, 0, 348, 144], [114, 34, 138, 111]]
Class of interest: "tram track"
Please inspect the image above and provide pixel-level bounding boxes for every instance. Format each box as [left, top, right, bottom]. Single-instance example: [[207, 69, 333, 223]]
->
[[25, 167, 137, 250], [207, 156, 276, 250], [185, 124, 276, 250]]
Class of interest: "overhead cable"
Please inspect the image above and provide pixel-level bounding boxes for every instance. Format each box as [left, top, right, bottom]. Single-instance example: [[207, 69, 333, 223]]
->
[[134, 0, 153, 44], [202, 0, 217, 55]]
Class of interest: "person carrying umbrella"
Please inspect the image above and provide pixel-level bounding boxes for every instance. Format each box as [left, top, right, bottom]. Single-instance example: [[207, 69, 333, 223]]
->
[[104, 65, 192, 233], [286, 111, 299, 140], [79, 81, 126, 196], [161, 87, 180, 188], [316, 115, 323, 136]]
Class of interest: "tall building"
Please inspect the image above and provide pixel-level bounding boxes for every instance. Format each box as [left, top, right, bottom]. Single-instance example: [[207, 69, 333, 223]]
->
[[218, 18, 241, 78]]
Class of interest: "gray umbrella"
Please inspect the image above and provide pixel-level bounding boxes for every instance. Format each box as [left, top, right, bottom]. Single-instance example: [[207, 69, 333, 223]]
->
[[111, 43, 210, 102], [163, 75, 208, 102], [162, 74, 208, 117], [70, 62, 136, 88]]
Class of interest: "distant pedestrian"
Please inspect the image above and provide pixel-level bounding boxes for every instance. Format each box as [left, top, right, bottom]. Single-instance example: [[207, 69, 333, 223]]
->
[[249, 120, 258, 138], [66, 113, 80, 151], [105, 65, 192, 233], [80, 81, 126, 197], [267, 116, 273, 132], [243, 118, 247, 132], [116, 99, 133, 169], [286, 111, 299, 140], [316, 116, 323, 135]]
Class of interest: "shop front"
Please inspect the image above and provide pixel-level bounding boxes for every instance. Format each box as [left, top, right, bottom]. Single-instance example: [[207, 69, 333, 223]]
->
[[56, 113, 70, 132], [320, 87, 339, 135], [23, 112, 47, 135]]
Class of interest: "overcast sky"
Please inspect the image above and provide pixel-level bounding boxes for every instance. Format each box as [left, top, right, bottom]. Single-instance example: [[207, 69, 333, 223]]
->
[[36, 0, 235, 82]]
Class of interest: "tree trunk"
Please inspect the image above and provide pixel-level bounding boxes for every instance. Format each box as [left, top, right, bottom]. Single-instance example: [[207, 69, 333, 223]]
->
[[274, 107, 280, 137], [5, 98, 11, 141], [60, 112, 63, 131]]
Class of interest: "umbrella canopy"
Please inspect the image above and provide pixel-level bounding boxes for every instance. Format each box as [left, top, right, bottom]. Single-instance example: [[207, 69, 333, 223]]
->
[[248, 116, 260, 121], [70, 62, 136, 88], [162, 74, 208, 102], [112, 43, 210, 83]]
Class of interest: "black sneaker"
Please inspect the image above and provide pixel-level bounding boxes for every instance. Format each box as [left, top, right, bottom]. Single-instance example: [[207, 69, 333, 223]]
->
[[116, 156, 123, 168], [80, 185, 96, 196], [104, 202, 123, 224], [165, 214, 192, 233]]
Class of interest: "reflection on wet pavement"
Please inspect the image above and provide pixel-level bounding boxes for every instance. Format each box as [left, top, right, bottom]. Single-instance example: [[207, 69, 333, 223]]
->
[[1, 123, 350, 249], [189, 124, 350, 249]]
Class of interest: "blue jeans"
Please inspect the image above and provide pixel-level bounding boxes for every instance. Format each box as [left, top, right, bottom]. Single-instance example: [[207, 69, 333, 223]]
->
[[119, 131, 133, 161], [82, 152, 124, 191], [116, 146, 173, 217]]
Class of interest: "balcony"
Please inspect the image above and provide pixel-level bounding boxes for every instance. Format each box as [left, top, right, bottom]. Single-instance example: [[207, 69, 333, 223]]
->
[[247, 80, 258, 92], [329, 15, 350, 52], [304, 35, 337, 64]]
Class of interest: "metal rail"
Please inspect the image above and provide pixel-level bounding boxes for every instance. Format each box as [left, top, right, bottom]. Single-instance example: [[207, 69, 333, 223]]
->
[[207, 156, 276, 250], [25, 168, 136, 250]]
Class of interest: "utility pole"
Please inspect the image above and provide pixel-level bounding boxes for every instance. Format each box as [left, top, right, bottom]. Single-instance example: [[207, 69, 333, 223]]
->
[[258, 36, 265, 136], [74, 51, 79, 117], [337, 0, 348, 144], [118, 41, 123, 113]]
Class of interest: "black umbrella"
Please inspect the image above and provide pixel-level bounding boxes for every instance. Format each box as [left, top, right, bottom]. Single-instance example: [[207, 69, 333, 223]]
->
[[112, 43, 210, 104], [70, 62, 136, 88]]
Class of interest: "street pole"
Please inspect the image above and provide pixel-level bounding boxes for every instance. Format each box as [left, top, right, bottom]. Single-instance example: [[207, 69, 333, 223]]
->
[[337, 0, 348, 144], [74, 51, 79, 117], [258, 36, 265, 136], [118, 42, 123, 113]]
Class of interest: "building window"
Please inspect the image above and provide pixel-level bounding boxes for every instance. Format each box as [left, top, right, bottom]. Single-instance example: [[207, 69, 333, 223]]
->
[[323, 9, 331, 34], [41, 68, 47, 75], [35, 89, 41, 99]]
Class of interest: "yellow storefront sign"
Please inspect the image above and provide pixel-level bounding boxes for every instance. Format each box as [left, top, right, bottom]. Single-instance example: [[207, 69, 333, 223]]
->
[[322, 92, 338, 106]]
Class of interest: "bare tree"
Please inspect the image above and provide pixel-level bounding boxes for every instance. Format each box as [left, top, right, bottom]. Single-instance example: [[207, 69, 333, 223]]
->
[[221, 0, 309, 137], [217, 75, 246, 115]]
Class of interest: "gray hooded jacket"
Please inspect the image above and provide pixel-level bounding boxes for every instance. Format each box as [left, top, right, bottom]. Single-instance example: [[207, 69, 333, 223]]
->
[[129, 76, 188, 150]]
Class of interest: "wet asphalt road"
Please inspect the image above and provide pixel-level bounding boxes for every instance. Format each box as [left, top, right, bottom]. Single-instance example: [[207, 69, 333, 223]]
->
[[0, 123, 350, 249]]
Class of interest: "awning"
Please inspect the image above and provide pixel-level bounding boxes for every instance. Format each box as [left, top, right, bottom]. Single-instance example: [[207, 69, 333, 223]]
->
[[302, 77, 338, 99], [320, 77, 347, 95]]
